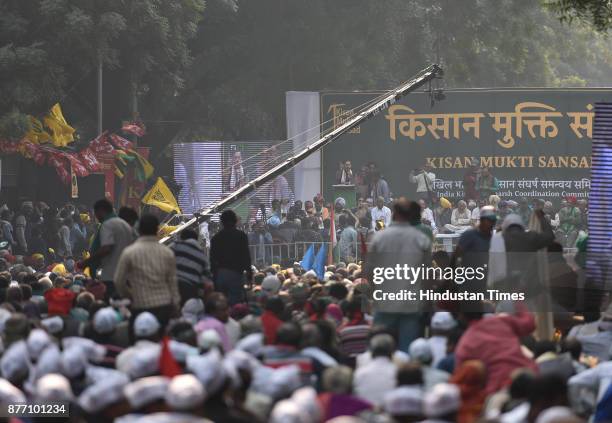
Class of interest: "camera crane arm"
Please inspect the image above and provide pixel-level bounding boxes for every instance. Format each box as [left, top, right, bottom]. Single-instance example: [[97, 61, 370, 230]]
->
[[160, 63, 443, 244]]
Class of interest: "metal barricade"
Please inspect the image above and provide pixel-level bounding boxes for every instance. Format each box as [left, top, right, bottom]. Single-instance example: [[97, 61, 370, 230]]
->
[[248, 240, 366, 267]]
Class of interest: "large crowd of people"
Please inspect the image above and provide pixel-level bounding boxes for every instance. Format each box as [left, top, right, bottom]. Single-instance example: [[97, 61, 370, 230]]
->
[[0, 185, 606, 422], [236, 162, 588, 268]]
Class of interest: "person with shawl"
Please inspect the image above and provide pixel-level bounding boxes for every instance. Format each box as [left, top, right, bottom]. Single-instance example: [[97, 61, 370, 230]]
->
[[450, 360, 487, 423]]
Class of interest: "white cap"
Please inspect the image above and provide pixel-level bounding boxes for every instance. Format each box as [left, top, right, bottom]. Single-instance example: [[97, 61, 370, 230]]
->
[[408, 338, 433, 364], [1, 341, 30, 383], [270, 399, 307, 423], [290, 387, 321, 423], [61, 346, 88, 379], [423, 383, 461, 418], [262, 275, 281, 294], [431, 312, 457, 331], [304, 270, 317, 278], [78, 372, 130, 413], [116, 344, 161, 379], [182, 299, 205, 324], [165, 374, 206, 411], [35, 373, 73, 402], [0, 309, 12, 333], [502, 213, 525, 231], [27, 329, 52, 360], [93, 307, 118, 334], [118, 413, 212, 423], [62, 337, 106, 363], [186, 349, 226, 395], [235, 333, 264, 355], [383, 386, 424, 416], [535, 406, 579, 423], [251, 365, 301, 400], [26, 344, 61, 391], [85, 365, 128, 386], [41, 316, 64, 335], [0, 378, 26, 403], [134, 312, 161, 338], [124, 376, 170, 409], [198, 329, 222, 351]]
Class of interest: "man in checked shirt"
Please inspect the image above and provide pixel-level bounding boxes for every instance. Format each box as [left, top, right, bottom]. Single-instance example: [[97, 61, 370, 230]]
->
[[114, 214, 180, 336]]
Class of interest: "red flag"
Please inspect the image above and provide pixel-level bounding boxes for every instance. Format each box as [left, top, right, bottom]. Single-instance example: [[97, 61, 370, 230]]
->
[[109, 133, 134, 150], [47, 152, 71, 185], [89, 132, 115, 155], [62, 152, 90, 178], [159, 336, 182, 378], [78, 147, 101, 172], [0, 140, 20, 155], [121, 121, 146, 137]]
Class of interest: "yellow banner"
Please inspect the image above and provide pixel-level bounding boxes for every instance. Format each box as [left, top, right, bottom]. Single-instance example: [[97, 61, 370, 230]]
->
[[142, 177, 181, 214]]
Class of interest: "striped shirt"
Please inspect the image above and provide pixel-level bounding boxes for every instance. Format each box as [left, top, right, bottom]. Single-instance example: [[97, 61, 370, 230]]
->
[[114, 236, 180, 309], [338, 324, 370, 357], [170, 239, 210, 286]]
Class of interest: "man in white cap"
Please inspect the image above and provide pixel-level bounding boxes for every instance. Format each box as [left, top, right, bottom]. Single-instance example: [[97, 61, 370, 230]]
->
[[133, 311, 162, 342], [426, 312, 457, 367], [408, 338, 449, 391], [383, 385, 424, 422], [422, 383, 461, 422], [261, 275, 281, 295]]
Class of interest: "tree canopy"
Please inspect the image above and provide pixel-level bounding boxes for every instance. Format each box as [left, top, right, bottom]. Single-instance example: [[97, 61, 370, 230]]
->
[[547, 0, 612, 32], [2, 0, 612, 166]]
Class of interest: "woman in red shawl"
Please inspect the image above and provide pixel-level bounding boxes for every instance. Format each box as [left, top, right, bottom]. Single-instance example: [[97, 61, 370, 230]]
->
[[261, 296, 285, 344], [450, 360, 487, 423]]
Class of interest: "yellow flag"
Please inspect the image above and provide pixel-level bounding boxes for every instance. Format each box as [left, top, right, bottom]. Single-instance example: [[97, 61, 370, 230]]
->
[[25, 116, 52, 144], [43, 103, 75, 147], [142, 177, 181, 214]]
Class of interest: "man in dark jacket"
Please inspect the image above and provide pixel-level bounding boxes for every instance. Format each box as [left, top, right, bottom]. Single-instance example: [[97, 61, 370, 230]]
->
[[210, 210, 252, 305]]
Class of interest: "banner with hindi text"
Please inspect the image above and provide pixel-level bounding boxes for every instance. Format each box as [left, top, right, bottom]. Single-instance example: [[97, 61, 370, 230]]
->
[[320, 88, 608, 204]]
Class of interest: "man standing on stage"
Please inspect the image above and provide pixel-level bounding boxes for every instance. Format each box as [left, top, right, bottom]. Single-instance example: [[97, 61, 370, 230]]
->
[[409, 163, 436, 202], [336, 160, 354, 185], [463, 162, 480, 202], [210, 210, 252, 305], [370, 171, 390, 203]]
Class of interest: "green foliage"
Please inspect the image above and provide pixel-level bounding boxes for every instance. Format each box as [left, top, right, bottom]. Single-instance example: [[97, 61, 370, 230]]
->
[[0, 0, 205, 142], [177, 0, 612, 142], [0, 109, 30, 140], [546, 0, 612, 32], [3, 0, 612, 161]]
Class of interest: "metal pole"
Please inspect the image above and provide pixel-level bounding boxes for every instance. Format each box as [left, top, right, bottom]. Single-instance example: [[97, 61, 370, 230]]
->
[[160, 64, 442, 244], [97, 55, 103, 135]]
